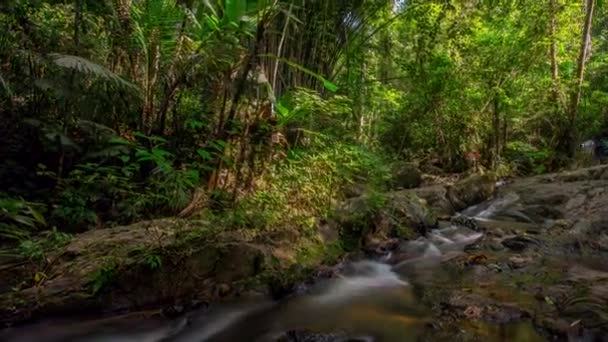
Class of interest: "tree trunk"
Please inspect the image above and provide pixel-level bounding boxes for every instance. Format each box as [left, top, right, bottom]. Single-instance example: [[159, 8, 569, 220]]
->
[[492, 94, 500, 169], [271, 3, 293, 96], [502, 115, 508, 154], [567, 0, 595, 156], [549, 0, 560, 105]]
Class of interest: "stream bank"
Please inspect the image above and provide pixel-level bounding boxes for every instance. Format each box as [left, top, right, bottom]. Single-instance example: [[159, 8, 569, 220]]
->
[[1, 165, 608, 341], [0, 170, 495, 328]]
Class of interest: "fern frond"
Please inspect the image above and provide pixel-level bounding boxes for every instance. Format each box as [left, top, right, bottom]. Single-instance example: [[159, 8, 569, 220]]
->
[[49, 53, 140, 92], [0, 72, 11, 96]]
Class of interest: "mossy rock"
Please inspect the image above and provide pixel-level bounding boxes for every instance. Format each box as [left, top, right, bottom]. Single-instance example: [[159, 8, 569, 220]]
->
[[334, 190, 436, 250], [391, 162, 423, 189], [0, 214, 351, 326], [447, 173, 496, 211], [414, 185, 455, 218]]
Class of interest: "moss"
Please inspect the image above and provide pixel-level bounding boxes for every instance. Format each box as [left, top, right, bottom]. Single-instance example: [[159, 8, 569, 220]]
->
[[395, 225, 416, 239], [87, 257, 121, 295], [295, 238, 345, 268], [322, 240, 346, 264]]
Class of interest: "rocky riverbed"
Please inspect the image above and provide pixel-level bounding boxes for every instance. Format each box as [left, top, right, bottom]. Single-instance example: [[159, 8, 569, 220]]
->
[[1, 165, 608, 341]]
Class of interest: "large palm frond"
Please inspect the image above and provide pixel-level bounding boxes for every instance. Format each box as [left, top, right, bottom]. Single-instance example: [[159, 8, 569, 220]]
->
[[50, 53, 139, 91]]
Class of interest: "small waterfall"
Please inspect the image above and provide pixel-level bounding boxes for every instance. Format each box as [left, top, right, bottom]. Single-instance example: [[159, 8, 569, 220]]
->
[[391, 225, 483, 273]]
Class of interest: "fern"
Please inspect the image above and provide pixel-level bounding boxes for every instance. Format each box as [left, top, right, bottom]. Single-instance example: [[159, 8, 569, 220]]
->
[[49, 53, 139, 91], [0, 72, 11, 96]]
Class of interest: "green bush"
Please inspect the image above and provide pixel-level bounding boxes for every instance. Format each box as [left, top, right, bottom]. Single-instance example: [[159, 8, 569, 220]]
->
[[504, 141, 553, 175], [232, 138, 391, 232], [51, 133, 201, 229], [0, 194, 46, 241]]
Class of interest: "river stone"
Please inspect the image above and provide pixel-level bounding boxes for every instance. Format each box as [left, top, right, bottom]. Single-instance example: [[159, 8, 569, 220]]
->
[[509, 256, 532, 269], [414, 185, 454, 217], [570, 219, 593, 236], [391, 162, 422, 189], [0, 219, 278, 326], [335, 191, 436, 249], [501, 236, 540, 251], [447, 174, 496, 211]]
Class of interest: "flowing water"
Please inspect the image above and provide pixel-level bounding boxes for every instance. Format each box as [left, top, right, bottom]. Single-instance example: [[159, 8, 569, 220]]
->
[[0, 195, 554, 341]]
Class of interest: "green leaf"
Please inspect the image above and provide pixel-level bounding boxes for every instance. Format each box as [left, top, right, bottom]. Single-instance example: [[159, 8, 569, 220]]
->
[[27, 207, 46, 226], [322, 80, 338, 92], [276, 102, 290, 118], [211, 140, 227, 150], [12, 215, 36, 228], [197, 149, 212, 160], [50, 54, 139, 91], [133, 132, 167, 144], [224, 0, 246, 23], [262, 55, 338, 92]]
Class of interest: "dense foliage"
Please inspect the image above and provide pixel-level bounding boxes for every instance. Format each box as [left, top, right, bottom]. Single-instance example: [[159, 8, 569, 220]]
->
[[1, 0, 607, 244]]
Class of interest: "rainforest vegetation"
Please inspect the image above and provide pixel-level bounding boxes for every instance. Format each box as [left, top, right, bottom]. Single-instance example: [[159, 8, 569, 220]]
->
[[1, 0, 608, 327]]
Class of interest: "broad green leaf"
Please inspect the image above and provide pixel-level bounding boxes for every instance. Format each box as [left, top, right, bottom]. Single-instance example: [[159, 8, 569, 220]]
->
[[197, 149, 212, 160], [50, 53, 139, 91], [276, 102, 290, 118], [262, 55, 338, 92], [27, 207, 46, 225], [322, 80, 338, 92], [224, 0, 246, 23]]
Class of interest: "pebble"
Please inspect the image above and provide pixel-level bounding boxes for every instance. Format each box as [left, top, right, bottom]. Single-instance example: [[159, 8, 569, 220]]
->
[[508, 255, 531, 269]]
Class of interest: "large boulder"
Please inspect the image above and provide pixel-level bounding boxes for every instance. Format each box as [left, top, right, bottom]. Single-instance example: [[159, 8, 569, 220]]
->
[[414, 185, 455, 218], [334, 191, 437, 249], [0, 219, 277, 325], [391, 163, 423, 189], [463, 165, 608, 225], [447, 174, 496, 211]]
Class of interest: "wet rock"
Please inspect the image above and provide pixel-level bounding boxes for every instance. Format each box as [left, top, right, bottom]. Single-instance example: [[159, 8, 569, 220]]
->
[[570, 219, 593, 236], [414, 185, 455, 217], [392, 162, 422, 189], [447, 174, 496, 211], [550, 219, 574, 230], [450, 215, 480, 231], [489, 241, 505, 251], [280, 331, 348, 342], [0, 219, 278, 326], [565, 194, 587, 212], [335, 191, 436, 249], [501, 236, 540, 251], [597, 235, 608, 252], [508, 256, 532, 269], [362, 238, 400, 257], [519, 205, 564, 223], [446, 292, 529, 324], [501, 239, 527, 251]]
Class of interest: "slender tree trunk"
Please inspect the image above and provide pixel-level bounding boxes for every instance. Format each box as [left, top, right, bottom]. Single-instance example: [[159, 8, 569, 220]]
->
[[549, 0, 560, 105], [502, 116, 508, 154], [209, 17, 267, 192], [271, 3, 293, 95], [492, 95, 500, 169], [567, 0, 595, 156]]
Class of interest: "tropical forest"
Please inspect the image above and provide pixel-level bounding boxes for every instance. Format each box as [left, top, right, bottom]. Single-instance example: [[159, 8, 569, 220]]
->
[[1, 0, 608, 341]]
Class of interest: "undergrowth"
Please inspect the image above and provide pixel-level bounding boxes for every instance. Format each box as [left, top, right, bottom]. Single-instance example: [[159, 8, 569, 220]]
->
[[225, 138, 392, 233]]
